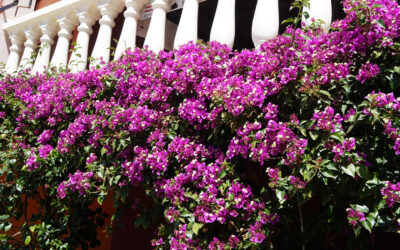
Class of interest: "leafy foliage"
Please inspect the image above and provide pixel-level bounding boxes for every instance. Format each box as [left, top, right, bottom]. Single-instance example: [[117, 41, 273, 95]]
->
[[1, 0, 400, 248]]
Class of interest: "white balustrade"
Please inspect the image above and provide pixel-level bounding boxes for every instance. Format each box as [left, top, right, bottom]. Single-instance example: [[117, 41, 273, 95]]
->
[[1, 0, 340, 75], [210, 0, 235, 48], [91, 0, 125, 65], [252, 0, 279, 48], [51, 14, 79, 68], [19, 25, 40, 69], [114, 0, 149, 60], [69, 7, 100, 72], [144, 0, 173, 52], [5, 30, 25, 74], [173, 0, 200, 49], [302, 0, 332, 33]]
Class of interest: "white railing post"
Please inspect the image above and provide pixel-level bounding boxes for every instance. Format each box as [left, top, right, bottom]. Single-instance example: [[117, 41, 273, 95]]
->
[[302, 0, 332, 33], [114, 0, 149, 60], [210, 0, 235, 48], [143, 0, 173, 52], [252, 0, 279, 48], [69, 6, 100, 72], [173, 0, 200, 49], [51, 13, 79, 68], [91, 0, 124, 66], [32, 21, 58, 74], [5, 30, 25, 74], [19, 25, 40, 70]]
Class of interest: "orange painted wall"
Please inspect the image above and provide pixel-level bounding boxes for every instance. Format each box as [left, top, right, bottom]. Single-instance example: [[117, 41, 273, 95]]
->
[[35, 0, 60, 10]]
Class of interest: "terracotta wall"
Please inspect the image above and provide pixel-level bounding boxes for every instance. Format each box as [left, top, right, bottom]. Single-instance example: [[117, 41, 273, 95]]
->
[[34, 0, 60, 10]]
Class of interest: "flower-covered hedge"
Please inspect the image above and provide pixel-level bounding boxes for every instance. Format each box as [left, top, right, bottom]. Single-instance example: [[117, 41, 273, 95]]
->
[[1, 0, 400, 248]]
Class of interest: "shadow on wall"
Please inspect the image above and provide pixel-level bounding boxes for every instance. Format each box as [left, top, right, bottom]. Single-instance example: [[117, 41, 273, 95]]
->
[[34, 0, 59, 10]]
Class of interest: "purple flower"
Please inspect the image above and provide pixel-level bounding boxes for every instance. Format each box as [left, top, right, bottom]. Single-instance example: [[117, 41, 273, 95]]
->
[[26, 154, 39, 171], [228, 235, 240, 248], [289, 176, 306, 189], [204, 212, 217, 223], [38, 145, 53, 159], [356, 62, 380, 83], [381, 181, 400, 207], [57, 182, 67, 199], [57, 170, 93, 199], [343, 138, 356, 151], [165, 207, 180, 223], [86, 153, 97, 164], [250, 232, 266, 244], [37, 130, 54, 144], [346, 208, 366, 226]]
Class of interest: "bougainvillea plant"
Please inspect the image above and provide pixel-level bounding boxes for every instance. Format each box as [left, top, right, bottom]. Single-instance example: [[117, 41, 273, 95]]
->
[[1, 0, 400, 248]]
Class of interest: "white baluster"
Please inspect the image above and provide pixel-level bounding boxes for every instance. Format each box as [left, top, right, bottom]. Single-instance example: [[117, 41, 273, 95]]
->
[[69, 6, 100, 72], [173, 0, 200, 49], [5, 30, 25, 74], [91, 0, 125, 66], [210, 0, 235, 48], [114, 0, 149, 59], [32, 21, 58, 74], [302, 0, 332, 33], [51, 14, 79, 68], [114, 0, 149, 60], [19, 25, 40, 70], [144, 0, 172, 52], [252, 0, 279, 48]]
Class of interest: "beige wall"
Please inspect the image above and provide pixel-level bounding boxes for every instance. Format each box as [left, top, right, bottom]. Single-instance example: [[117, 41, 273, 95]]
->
[[0, 0, 37, 64]]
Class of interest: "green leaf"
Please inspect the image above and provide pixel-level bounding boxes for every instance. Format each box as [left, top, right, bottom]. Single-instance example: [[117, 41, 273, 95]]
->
[[309, 130, 319, 141], [377, 199, 386, 210], [101, 147, 107, 156], [300, 128, 307, 137], [276, 189, 286, 204], [24, 235, 31, 245], [29, 225, 36, 233], [0, 215, 9, 221], [218, 170, 227, 179], [356, 166, 369, 179], [281, 18, 295, 25], [243, 241, 253, 249], [324, 161, 337, 171], [376, 19, 386, 29], [301, 168, 316, 182], [97, 195, 105, 205], [342, 164, 356, 177], [361, 218, 374, 233], [354, 226, 361, 237], [330, 132, 344, 142], [4, 223, 11, 232], [351, 204, 369, 213], [318, 90, 331, 98], [321, 170, 337, 179], [192, 223, 203, 235]]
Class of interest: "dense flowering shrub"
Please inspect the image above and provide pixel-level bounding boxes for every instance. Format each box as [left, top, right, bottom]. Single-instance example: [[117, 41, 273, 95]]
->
[[1, 0, 400, 248]]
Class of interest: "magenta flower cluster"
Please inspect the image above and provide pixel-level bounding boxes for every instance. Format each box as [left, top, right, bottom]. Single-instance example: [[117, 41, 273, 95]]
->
[[57, 170, 93, 199], [381, 181, 400, 207], [346, 208, 366, 226]]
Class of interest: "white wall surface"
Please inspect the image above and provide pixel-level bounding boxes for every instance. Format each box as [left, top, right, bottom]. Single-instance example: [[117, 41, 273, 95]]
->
[[0, 0, 37, 64]]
